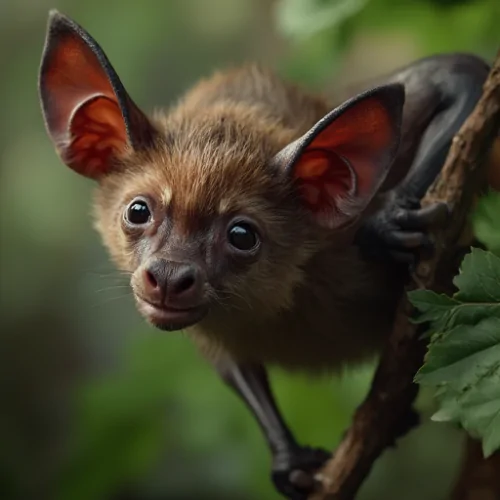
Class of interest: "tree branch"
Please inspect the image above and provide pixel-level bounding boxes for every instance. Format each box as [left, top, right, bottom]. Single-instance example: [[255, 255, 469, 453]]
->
[[451, 436, 500, 500], [310, 51, 500, 500]]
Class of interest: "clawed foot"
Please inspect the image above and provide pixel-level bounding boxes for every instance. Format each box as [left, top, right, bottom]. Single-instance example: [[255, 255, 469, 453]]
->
[[272, 446, 331, 500], [355, 194, 450, 268]]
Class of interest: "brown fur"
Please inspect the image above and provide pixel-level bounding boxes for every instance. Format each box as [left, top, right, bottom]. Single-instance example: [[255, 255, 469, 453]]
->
[[92, 64, 409, 374], [91, 60, 500, 374], [91, 56, 500, 374], [39, 19, 497, 375]]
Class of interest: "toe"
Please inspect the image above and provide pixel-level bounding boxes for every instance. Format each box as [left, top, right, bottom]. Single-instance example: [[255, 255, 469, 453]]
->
[[289, 470, 315, 490], [385, 230, 433, 250], [272, 447, 330, 499], [394, 202, 450, 230]]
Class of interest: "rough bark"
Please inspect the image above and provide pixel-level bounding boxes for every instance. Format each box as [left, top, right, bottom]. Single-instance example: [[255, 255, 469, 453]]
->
[[310, 51, 500, 500]]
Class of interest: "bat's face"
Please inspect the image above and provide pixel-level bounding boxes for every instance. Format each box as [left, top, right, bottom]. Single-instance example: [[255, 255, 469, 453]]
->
[[38, 11, 404, 332], [92, 112, 318, 331]]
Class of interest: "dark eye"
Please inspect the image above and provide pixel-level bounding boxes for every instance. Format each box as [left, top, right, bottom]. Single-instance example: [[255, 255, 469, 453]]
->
[[228, 222, 258, 251], [126, 199, 151, 225]]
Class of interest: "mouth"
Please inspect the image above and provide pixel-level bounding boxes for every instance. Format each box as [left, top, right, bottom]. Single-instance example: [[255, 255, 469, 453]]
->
[[135, 297, 208, 331]]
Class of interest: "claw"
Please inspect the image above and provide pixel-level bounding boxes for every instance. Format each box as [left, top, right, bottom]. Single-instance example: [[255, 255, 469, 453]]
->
[[394, 201, 450, 230], [289, 470, 316, 491], [385, 230, 433, 250], [355, 197, 448, 266], [272, 446, 330, 500]]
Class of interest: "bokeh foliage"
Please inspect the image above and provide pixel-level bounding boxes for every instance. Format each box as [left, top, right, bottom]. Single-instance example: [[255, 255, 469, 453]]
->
[[0, 0, 498, 499]]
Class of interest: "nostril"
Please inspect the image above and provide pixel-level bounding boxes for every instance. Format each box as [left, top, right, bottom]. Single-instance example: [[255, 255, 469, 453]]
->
[[143, 261, 201, 301], [144, 269, 158, 289], [173, 273, 196, 295]]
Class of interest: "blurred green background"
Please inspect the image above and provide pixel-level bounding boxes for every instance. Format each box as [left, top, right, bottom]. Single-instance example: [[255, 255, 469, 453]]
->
[[0, 0, 498, 499]]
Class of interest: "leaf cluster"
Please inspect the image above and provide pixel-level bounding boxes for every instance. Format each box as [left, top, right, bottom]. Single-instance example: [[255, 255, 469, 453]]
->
[[410, 246, 500, 457]]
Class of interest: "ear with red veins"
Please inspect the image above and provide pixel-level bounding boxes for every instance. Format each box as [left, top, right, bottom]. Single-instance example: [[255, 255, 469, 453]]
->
[[274, 84, 405, 229], [38, 10, 157, 179]]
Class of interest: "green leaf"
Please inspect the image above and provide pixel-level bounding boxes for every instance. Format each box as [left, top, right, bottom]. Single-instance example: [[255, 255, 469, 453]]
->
[[422, 318, 500, 457], [409, 286, 500, 333], [413, 247, 500, 458], [411, 248, 500, 332], [453, 248, 500, 302], [408, 289, 459, 324], [416, 318, 500, 386], [460, 374, 500, 457], [430, 357, 500, 458]]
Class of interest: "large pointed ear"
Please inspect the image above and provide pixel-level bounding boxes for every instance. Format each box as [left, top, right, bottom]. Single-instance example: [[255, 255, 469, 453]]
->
[[274, 84, 405, 229], [38, 10, 157, 180]]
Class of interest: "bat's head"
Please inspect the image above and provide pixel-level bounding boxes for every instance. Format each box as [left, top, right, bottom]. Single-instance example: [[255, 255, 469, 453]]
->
[[39, 11, 405, 331]]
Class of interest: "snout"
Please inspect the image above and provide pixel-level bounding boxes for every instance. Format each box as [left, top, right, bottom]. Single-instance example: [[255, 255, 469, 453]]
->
[[132, 258, 209, 330]]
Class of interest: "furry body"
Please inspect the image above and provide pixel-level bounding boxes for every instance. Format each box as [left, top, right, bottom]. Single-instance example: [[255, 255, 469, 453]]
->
[[39, 12, 495, 499]]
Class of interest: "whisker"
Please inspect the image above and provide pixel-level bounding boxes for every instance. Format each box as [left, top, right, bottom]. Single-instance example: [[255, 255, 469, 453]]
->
[[226, 288, 253, 310], [84, 269, 132, 280], [91, 292, 134, 308], [209, 288, 252, 312], [94, 285, 131, 294]]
